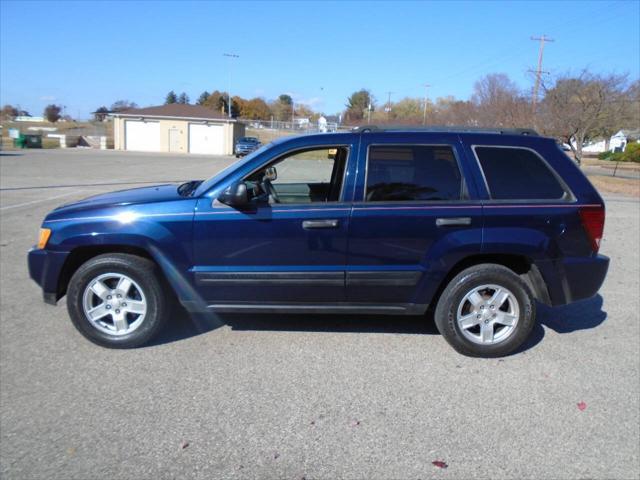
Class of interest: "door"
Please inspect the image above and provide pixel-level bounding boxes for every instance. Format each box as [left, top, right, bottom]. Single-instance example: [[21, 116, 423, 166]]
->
[[189, 124, 224, 155], [125, 120, 160, 152], [346, 133, 483, 307], [168, 128, 181, 152], [193, 143, 355, 305]]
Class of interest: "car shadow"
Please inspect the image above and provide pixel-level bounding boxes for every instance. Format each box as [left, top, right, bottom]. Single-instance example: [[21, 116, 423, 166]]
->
[[148, 294, 607, 354], [511, 294, 607, 355], [223, 312, 440, 335], [537, 294, 607, 333], [148, 309, 439, 347], [0, 152, 23, 156]]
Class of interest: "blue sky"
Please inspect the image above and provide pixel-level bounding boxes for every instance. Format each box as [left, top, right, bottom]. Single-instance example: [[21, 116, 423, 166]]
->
[[1, 0, 638, 119]]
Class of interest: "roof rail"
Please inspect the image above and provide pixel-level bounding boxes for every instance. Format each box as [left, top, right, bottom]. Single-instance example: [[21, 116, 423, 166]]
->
[[351, 125, 539, 136]]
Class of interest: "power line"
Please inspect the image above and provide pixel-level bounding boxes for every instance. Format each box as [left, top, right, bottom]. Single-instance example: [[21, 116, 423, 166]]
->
[[530, 35, 554, 114], [432, 0, 618, 87]]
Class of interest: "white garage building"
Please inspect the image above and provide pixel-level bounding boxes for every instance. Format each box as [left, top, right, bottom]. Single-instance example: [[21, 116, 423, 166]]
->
[[111, 104, 245, 155]]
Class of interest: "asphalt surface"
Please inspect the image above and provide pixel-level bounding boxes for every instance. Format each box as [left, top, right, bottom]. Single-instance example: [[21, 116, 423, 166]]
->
[[1, 149, 639, 479]]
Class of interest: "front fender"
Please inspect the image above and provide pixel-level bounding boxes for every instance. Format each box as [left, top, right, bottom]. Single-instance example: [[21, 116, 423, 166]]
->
[[42, 201, 196, 304]]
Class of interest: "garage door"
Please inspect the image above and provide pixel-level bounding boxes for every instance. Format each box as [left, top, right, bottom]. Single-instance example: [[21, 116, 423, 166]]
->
[[189, 124, 224, 155], [125, 120, 160, 152]]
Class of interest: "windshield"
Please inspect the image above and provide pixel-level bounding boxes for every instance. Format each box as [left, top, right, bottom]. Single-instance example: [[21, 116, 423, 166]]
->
[[194, 142, 273, 196], [239, 137, 258, 143]]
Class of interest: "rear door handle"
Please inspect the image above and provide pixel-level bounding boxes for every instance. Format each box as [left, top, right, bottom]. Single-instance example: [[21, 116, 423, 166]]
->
[[302, 219, 339, 229], [436, 217, 472, 227]]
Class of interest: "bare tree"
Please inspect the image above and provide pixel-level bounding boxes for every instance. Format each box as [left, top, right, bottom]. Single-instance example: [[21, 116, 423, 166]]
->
[[589, 78, 637, 151], [430, 96, 478, 126], [627, 80, 640, 130], [110, 100, 138, 112], [540, 71, 630, 163], [472, 74, 532, 128], [1, 104, 19, 121]]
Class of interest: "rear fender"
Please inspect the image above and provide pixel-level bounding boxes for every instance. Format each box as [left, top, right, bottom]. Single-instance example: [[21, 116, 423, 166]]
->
[[413, 229, 483, 308]]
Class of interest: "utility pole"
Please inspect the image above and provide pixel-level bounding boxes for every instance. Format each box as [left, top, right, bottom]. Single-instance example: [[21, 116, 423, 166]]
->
[[223, 53, 239, 119], [422, 83, 431, 125], [530, 35, 554, 114], [385, 91, 394, 122], [291, 100, 295, 129]]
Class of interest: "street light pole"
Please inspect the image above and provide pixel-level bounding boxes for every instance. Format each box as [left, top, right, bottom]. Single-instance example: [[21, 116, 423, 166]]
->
[[422, 83, 431, 125], [223, 53, 239, 119]]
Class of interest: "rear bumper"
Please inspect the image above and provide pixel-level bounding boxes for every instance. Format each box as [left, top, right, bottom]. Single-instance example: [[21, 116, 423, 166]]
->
[[27, 247, 69, 305], [536, 254, 610, 306]]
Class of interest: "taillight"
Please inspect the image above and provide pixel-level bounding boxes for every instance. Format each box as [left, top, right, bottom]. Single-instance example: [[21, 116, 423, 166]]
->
[[579, 205, 605, 253]]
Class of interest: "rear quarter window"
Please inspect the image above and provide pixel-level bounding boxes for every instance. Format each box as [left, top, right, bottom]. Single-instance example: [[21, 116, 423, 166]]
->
[[474, 146, 567, 200]]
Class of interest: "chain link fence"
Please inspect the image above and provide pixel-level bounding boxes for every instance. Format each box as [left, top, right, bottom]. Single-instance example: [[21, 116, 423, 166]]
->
[[241, 118, 344, 144]]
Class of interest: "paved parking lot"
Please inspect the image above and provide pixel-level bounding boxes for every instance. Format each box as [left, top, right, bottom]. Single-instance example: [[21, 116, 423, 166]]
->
[[1, 149, 639, 479]]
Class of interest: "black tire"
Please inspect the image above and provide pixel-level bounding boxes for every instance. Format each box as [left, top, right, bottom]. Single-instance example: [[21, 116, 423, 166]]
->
[[434, 263, 536, 357], [67, 253, 167, 348]]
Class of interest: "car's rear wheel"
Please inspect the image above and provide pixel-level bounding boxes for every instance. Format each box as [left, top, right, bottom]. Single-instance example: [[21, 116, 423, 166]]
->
[[67, 253, 167, 348], [434, 264, 536, 357]]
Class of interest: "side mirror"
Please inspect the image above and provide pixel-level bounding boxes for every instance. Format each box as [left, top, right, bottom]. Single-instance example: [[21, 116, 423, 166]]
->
[[218, 182, 248, 207], [264, 166, 277, 181]]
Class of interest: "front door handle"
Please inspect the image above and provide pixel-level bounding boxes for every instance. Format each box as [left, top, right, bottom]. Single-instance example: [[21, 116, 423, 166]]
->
[[302, 219, 339, 229], [436, 217, 472, 227]]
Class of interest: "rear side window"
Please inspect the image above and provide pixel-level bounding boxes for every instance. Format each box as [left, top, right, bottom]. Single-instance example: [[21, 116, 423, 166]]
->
[[366, 145, 462, 202], [475, 146, 567, 200]]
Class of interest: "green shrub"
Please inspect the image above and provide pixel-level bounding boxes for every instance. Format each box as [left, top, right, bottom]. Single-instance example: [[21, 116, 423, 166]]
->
[[597, 143, 640, 163], [621, 142, 640, 163], [611, 152, 624, 162]]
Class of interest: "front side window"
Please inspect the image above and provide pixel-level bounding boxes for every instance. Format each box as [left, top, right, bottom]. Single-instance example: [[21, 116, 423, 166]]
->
[[244, 147, 348, 204], [365, 145, 462, 202], [475, 146, 567, 200]]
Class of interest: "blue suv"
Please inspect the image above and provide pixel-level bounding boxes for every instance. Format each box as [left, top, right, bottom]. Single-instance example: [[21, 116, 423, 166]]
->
[[28, 127, 609, 356], [234, 136, 261, 157]]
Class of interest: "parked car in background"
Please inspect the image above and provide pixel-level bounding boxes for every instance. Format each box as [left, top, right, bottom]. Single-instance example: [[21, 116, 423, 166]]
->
[[28, 126, 608, 357], [235, 136, 261, 157]]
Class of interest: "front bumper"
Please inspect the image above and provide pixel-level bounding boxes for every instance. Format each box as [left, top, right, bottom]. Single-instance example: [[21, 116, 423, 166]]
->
[[536, 254, 610, 306], [235, 147, 257, 155], [27, 247, 69, 305]]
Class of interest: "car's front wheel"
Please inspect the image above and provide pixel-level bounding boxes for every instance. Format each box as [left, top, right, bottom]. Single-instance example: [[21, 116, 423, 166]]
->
[[67, 253, 167, 348], [434, 264, 536, 357]]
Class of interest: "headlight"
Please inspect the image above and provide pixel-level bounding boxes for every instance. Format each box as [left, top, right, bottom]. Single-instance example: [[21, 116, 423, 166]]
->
[[37, 228, 51, 249]]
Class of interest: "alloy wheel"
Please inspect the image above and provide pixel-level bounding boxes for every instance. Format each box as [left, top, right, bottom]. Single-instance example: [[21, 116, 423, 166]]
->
[[82, 273, 147, 336], [456, 284, 520, 345]]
